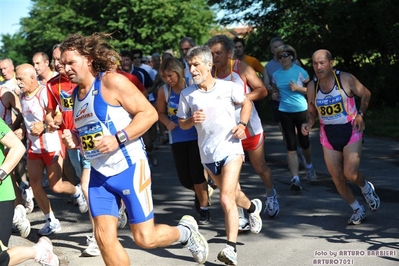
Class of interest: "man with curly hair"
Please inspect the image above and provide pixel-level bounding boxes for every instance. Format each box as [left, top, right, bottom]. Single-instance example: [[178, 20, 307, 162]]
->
[[60, 33, 208, 265]]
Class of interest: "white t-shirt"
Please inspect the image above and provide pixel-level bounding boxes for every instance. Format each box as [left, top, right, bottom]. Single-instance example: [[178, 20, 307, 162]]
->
[[177, 79, 245, 164]]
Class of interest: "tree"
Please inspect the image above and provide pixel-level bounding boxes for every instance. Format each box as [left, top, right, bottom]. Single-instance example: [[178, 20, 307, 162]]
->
[[211, 0, 399, 107], [0, 0, 215, 65]]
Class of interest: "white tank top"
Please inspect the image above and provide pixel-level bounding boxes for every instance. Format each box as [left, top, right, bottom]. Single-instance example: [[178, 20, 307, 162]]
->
[[73, 73, 147, 176], [215, 59, 263, 137], [314, 70, 357, 125], [21, 85, 62, 153]]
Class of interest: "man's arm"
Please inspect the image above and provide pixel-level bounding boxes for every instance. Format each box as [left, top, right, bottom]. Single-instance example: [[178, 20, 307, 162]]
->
[[2, 90, 23, 131], [240, 61, 268, 101], [344, 72, 371, 132], [232, 97, 252, 139], [108, 72, 158, 139], [90, 72, 158, 154], [0, 128, 26, 175]]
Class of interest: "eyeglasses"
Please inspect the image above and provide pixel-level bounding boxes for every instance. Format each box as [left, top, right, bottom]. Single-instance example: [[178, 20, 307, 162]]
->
[[133, 56, 141, 59], [277, 53, 291, 60]]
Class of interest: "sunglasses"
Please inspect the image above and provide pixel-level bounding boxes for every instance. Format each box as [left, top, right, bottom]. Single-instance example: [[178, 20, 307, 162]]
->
[[278, 53, 291, 59], [133, 56, 141, 59]]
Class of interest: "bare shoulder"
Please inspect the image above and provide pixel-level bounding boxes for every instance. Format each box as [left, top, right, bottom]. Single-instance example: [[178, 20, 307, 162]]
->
[[239, 60, 252, 74], [339, 71, 367, 96], [101, 71, 128, 89]]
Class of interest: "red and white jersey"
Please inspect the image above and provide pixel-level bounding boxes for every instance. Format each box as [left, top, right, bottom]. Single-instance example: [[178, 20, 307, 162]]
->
[[215, 59, 263, 138], [21, 85, 62, 154]]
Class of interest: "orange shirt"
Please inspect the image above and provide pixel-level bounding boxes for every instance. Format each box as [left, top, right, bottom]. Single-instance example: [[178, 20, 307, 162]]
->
[[243, 55, 264, 75]]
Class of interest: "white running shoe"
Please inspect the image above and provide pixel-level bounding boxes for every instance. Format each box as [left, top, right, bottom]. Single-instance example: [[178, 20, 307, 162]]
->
[[178, 215, 209, 264], [82, 236, 101, 257], [264, 194, 280, 218], [248, 199, 263, 234], [34, 236, 59, 266], [22, 186, 34, 214], [118, 201, 128, 228], [38, 219, 61, 236], [13, 204, 31, 238], [347, 205, 366, 225], [362, 181, 380, 211], [238, 217, 250, 232], [217, 245, 237, 265], [306, 167, 317, 183], [74, 184, 88, 213], [238, 207, 250, 232]]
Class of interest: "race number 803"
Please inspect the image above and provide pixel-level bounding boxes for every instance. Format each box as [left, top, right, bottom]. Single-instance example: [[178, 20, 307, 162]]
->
[[318, 103, 343, 116]]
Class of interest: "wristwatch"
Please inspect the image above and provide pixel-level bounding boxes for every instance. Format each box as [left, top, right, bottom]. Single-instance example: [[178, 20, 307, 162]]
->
[[115, 130, 128, 145], [0, 169, 8, 185], [238, 121, 247, 127], [358, 111, 365, 118]]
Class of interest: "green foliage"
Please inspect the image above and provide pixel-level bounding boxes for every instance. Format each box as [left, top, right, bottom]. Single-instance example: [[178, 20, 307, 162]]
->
[[0, 0, 215, 63], [214, 0, 399, 107]]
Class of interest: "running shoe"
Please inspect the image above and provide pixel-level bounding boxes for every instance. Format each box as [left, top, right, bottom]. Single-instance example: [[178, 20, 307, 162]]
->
[[74, 184, 88, 213], [82, 236, 101, 257], [217, 245, 237, 266], [264, 194, 280, 218], [22, 186, 34, 214], [347, 205, 366, 225], [178, 215, 209, 264], [362, 181, 380, 211], [248, 199, 262, 234], [306, 167, 317, 183], [13, 204, 31, 238], [290, 176, 303, 191], [38, 219, 61, 236], [199, 209, 211, 225], [118, 201, 128, 228], [238, 217, 250, 232], [238, 207, 250, 232], [34, 236, 59, 266]]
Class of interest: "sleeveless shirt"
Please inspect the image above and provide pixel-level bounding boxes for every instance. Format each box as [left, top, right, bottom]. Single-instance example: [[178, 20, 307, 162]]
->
[[314, 70, 357, 125], [73, 73, 146, 176], [215, 59, 263, 137]]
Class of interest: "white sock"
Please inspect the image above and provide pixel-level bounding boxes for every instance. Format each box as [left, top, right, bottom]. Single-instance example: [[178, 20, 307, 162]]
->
[[177, 225, 191, 243], [360, 181, 370, 193], [33, 244, 45, 262], [45, 212, 56, 222], [306, 163, 313, 169], [349, 200, 361, 211]]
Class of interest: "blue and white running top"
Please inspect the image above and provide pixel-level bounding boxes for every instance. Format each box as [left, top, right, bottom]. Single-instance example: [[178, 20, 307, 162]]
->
[[73, 73, 147, 176]]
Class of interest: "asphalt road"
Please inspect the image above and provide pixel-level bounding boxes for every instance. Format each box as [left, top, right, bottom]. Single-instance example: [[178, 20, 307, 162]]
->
[[9, 123, 399, 266]]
